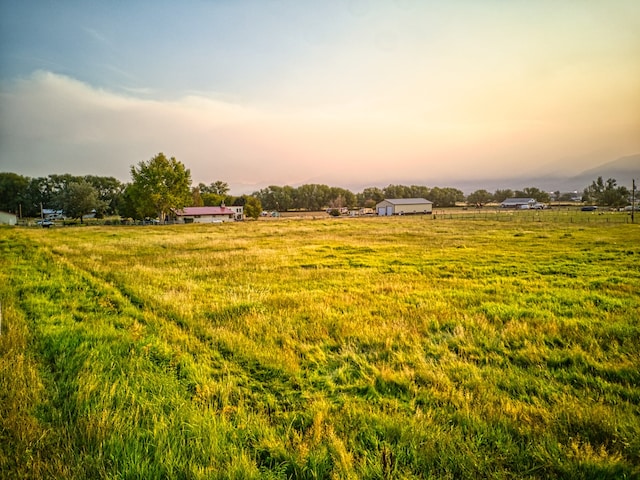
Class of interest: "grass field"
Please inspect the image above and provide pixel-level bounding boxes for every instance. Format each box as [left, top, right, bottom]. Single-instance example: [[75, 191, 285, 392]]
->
[[1, 216, 639, 479]]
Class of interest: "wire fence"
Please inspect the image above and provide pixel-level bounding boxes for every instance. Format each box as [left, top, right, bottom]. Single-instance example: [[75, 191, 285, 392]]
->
[[429, 209, 635, 224]]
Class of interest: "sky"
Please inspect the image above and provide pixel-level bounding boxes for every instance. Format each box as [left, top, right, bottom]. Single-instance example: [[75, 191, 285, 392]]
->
[[1, 0, 639, 194]]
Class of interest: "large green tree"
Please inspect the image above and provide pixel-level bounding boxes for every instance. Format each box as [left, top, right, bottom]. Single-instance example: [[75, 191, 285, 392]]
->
[[129, 153, 192, 222]]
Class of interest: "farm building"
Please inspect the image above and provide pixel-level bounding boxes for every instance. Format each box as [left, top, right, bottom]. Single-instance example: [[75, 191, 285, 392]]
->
[[500, 198, 537, 209], [227, 205, 244, 221], [0, 211, 17, 225], [376, 198, 433, 216], [173, 206, 236, 223]]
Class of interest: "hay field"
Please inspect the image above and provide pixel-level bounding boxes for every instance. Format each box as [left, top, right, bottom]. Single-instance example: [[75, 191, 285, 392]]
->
[[1, 217, 639, 479]]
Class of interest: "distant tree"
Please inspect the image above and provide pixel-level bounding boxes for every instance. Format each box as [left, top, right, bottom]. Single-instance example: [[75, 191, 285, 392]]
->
[[0, 172, 29, 214], [493, 189, 513, 203], [83, 175, 125, 216], [557, 192, 577, 202], [407, 185, 431, 200], [329, 187, 355, 208], [199, 180, 229, 195], [583, 177, 629, 207], [128, 153, 192, 222], [59, 181, 105, 223], [296, 184, 331, 210], [514, 187, 550, 203], [191, 186, 204, 207], [119, 184, 141, 220], [466, 189, 493, 207], [358, 187, 385, 207], [243, 195, 262, 219], [383, 184, 410, 199], [430, 187, 464, 207], [201, 193, 226, 207]]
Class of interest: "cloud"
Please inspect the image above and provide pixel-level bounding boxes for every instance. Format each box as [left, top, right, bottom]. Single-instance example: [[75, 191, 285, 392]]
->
[[1, 69, 638, 195]]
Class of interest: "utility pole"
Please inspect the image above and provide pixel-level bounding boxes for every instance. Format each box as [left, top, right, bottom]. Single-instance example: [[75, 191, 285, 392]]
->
[[632, 179, 636, 224]]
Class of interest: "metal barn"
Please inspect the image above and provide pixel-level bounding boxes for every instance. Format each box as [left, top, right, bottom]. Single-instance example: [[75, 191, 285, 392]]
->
[[376, 198, 433, 216]]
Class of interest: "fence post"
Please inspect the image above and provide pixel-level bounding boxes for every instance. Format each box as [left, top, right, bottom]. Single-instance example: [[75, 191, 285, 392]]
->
[[0, 301, 3, 335]]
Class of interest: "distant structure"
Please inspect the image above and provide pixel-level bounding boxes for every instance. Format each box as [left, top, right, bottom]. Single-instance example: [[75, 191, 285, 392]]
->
[[376, 198, 433, 216], [500, 198, 537, 209], [172, 206, 238, 223], [0, 211, 17, 225]]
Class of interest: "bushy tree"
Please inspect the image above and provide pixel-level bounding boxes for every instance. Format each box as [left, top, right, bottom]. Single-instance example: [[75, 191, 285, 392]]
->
[[466, 189, 493, 207], [243, 195, 262, 219], [296, 184, 331, 211], [357, 187, 385, 207], [383, 184, 410, 199], [191, 186, 204, 207], [58, 181, 105, 223], [514, 187, 550, 203], [83, 175, 125, 216], [253, 185, 296, 211], [0, 172, 29, 214], [329, 187, 355, 208], [583, 177, 629, 207], [198, 180, 229, 196], [430, 187, 464, 207], [493, 189, 513, 203], [129, 153, 192, 222]]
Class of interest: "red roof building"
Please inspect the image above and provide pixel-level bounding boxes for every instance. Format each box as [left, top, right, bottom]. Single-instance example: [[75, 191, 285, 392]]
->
[[173, 206, 236, 223]]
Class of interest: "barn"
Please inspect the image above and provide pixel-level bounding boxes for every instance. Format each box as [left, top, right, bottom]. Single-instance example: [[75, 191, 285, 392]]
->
[[376, 198, 433, 216], [500, 198, 537, 209], [173, 206, 236, 223]]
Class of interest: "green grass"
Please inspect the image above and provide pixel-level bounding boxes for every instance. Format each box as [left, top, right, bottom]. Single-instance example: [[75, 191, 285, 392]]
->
[[1, 217, 639, 479]]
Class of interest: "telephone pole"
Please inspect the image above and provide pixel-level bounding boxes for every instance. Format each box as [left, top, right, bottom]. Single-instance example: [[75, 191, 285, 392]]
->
[[632, 179, 636, 224]]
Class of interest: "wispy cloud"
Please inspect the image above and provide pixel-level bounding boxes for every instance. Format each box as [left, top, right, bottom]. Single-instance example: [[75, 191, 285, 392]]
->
[[81, 26, 112, 47]]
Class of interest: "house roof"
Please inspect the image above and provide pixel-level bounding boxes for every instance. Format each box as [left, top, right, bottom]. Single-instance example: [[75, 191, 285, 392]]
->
[[501, 198, 535, 204], [381, 198, 433, 205], [174, 206, 235, 216]]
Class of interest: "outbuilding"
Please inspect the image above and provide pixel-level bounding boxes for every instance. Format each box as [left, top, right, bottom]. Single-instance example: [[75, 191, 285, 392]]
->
[[376, 198, 433, 216], [173, 206, 236, 223], [0, 211, 17, 225], [500, 198, 537, 209]]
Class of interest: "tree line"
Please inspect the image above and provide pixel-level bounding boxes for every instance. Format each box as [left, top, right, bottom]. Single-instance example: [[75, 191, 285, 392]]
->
[[0, 153, 634, 222]]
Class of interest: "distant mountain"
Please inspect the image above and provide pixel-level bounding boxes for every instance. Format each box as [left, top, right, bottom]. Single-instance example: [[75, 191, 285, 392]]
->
[[442, 154, 640, 194], [571, 154, 640, 186]]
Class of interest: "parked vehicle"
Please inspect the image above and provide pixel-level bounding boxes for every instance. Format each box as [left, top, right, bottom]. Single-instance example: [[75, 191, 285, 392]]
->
[[581, 206, 597, 212]]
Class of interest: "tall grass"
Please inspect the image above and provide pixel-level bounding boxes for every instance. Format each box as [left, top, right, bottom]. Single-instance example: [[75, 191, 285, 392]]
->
[[1, 218, 639, 478]]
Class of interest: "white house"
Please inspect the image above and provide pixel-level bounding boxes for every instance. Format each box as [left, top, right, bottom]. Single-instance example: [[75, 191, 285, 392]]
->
[[376, 198, 433, 216], [227, 205, 244, 221], [500, 198, 537, 209], [173, 206, 236, 223], [0, 211, 17, 225]]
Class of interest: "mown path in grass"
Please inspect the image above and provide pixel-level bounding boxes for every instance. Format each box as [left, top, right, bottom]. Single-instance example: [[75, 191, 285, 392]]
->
[[1, 218, 639, 479]]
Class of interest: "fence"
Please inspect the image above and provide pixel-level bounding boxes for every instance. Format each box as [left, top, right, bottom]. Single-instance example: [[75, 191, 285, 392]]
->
[[429, 209, 635, 224]]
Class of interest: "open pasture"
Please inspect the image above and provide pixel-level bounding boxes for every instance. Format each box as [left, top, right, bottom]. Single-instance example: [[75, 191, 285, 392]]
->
[[1, 217, 639, 479]]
